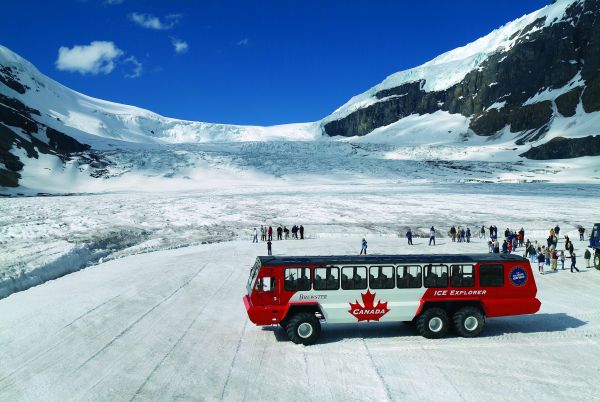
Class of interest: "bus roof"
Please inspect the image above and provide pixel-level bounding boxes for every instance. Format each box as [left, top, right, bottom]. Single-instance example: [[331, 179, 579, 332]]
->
[[256, 253, 528, 267]]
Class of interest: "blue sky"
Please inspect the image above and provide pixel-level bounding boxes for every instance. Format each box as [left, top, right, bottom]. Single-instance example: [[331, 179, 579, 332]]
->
[[1, 0, 549, 125]]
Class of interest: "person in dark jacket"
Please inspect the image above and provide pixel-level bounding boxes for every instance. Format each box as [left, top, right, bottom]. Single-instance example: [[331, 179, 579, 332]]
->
[[466, 227, 471, 243], [283, 226, 290, 239], [570, 252, 579, 272], [579, 226, 585, 241], [277, 225, 283, 240], [584, 249, 591, 268], [537, 251, 545, 274], [554, 225, 560, 237], [267, 240, 272, 256], [450, 226, 457, 242], [502, 240, 508, 253], [406, 229, 413, 245], [299, 225, 304, 239]]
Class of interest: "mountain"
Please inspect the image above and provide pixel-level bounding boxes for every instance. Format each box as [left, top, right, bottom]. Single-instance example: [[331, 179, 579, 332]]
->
[[1, 0, 599, 193], [323, 0, 600, 147]]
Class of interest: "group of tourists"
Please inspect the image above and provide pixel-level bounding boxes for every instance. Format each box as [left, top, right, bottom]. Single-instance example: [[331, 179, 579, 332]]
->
[[252, 224, 305, 256], [523, 225, 593, 274], [449, 226, 472, 243]]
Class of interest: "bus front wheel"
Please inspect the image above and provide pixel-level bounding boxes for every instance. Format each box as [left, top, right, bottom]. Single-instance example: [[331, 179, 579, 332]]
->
[[285, 312, 321, 345]]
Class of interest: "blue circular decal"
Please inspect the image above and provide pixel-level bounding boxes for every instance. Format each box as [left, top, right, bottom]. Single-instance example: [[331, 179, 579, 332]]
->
[[510, 267, 527, 286]]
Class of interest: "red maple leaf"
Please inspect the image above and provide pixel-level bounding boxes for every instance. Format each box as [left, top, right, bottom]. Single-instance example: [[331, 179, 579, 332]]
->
[[348, 290, 390, 322]]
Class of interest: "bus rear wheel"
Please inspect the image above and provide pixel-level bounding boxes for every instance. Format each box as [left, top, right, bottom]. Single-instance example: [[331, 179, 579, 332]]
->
[[285, 312, 321, 345], [594, 252, 600, 271], [452, 306, 485, 337], [416, 307, 449, 339]]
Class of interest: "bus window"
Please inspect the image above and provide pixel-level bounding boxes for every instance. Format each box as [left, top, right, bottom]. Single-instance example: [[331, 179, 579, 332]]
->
[[284, 268, 311, 291], [424, 264, 448, 288], [369, 266, 395, 289], [450, 265, 474, 287], [255, 277, 275, 292], [397, 265, 422, 288], [479, 264, 504, 287], [314, 267, 340, 290], [341, 266, 367, 290]]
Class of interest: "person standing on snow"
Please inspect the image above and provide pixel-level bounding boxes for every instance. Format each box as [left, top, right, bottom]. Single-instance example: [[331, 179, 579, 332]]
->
[[300, 225, 305, 240], [466, 227, 471, 243], [480, 225, 486, 239], [551, 249, 558, 271], [570, 252, 579, 272], [429, 226, 436, 246], [406, 229, 413, 245], [360, 238, 368, 255], [450, 226, 457, 242], [260, 225, 266, 241], [268, 226, 273, 241], [284, 226, 290, 239], [252, 228, 258, 243], [584, 248, 591, 268], [560, 250, 566, 270], [537, 251, 545, 274], [277, 225, 283, 240], [578, 226, 585, 241], [267, 240, 272, 256], [554, 224, 560, 237]]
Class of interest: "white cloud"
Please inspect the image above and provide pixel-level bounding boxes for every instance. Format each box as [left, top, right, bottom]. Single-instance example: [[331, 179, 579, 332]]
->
[[123, 56, 143, 78], [56, 41, 123, 75], [129, 12, 182, 30], [171, 38, 189, 54], [237, 38, 249, 46]]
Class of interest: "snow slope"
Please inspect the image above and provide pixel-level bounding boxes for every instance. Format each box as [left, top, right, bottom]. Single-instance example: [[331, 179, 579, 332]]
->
[[0, 44, 320, 145], [1, 236, 598, 401], [323, 0, 583, 123]]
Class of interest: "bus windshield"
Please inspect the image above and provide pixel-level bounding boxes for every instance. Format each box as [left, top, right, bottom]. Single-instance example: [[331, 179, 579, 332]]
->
[[246, 259, 260, 294]]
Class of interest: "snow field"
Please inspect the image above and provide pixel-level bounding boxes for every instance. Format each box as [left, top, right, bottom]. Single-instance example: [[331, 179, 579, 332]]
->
[[0, 236, 598, 401], [1, 183, 599, 299]]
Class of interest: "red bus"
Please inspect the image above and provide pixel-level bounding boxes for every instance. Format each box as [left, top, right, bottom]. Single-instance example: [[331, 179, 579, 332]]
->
[[243, 254, 540, 345]]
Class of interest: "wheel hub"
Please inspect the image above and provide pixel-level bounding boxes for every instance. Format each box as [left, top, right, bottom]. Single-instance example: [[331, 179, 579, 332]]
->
[[428, 317, 443, 332], [297, 322, 313, 339], [464, 316, 478, 331]]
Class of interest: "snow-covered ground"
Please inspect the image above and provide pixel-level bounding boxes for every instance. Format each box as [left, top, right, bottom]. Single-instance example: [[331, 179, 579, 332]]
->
[[2, 183, 599, 299], [1, 236, 598, 401]]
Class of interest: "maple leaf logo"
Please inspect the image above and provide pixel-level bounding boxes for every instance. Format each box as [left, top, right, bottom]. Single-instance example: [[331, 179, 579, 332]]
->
[[348, 290, 390, 322]]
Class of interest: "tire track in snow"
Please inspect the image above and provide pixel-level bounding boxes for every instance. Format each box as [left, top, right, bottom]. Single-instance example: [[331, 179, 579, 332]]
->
[[130, 269, 236, 401], [74, 262, 209, 372], [362, 339, 394, 401], [0, 293, 123, 387], [218, 319, 248, 401], [61, 294, 122, 330]]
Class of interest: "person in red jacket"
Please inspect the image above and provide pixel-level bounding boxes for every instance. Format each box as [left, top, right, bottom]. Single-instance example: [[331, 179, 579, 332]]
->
[[268, 226, 273, 241]]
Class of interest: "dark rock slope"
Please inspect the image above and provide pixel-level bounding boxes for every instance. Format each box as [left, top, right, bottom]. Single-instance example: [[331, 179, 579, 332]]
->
[[324, 0, 600, 148], [520, 135, 600, 159], [0, 69, 92, 188]]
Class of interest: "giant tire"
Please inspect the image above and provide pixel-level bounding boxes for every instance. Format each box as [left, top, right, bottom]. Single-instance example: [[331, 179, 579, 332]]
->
[[415, 307, 449, 339], [594, 252, 600, 271], [285, 312, 321, 345], [452, 306, 485, 337]]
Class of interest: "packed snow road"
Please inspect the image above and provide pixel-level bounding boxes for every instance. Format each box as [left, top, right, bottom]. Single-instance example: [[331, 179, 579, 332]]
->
[[1, 237, 599, 401]]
